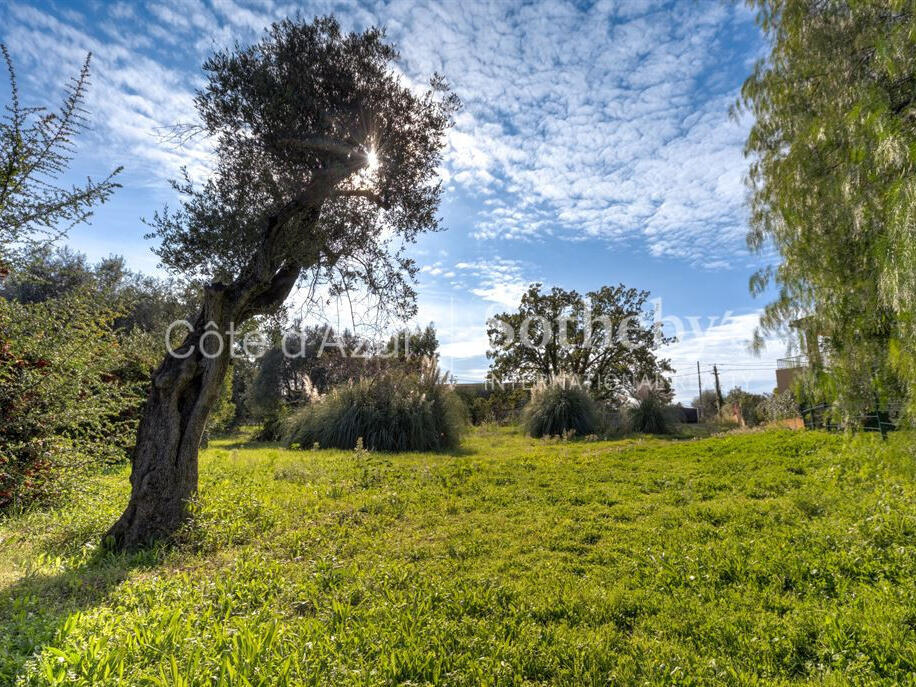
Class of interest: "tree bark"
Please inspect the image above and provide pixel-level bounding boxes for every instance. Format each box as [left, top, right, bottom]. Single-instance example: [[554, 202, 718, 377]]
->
[[104, 286, 234, 549], [105, 190, 330, 550]]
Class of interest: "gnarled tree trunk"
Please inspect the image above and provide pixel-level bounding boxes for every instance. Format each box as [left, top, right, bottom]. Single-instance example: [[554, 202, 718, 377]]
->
[[105, 196, 326, 550], [104, 289, 234, 549]]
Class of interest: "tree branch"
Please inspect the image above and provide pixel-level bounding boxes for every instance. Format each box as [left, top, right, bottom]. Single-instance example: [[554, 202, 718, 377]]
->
[[331, 188, 389, 208], [280, 136, 364, 160], [243, 260, 302, 317]]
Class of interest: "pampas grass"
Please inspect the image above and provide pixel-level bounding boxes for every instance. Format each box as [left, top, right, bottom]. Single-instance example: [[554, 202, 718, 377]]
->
[[522, 379, 598, 438], [628, 393, 673, 434], [284, 361, 465, 451]]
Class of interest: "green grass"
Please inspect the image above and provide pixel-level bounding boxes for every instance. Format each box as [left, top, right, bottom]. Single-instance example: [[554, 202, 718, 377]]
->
[[1, 426, 914, 685]]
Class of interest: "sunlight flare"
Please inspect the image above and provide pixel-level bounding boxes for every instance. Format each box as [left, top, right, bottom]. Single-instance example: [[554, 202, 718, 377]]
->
[[365, 147, 379, 172]]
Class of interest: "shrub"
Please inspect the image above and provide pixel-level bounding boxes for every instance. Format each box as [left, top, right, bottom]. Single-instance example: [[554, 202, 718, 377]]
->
[[758, 389, 800, 423], [724, 387, 768, 427], [256, 408, 289, 442], [0, 291, 146, 510], [522, 381, 598, 438], [628, 394, 673, 434], [284, 361, 464, 452], [458, 386, 529, 425], [596, 404, 627, 436]]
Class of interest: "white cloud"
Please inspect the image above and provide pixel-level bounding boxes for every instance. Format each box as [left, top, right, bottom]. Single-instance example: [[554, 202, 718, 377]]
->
[[663, 310, 786, 401], [2, 0, 762, 268], [451, 258, 532, 309], [370, 1, 761, 267], [439, 335, 490, 361], [4, 3, 215, 182]]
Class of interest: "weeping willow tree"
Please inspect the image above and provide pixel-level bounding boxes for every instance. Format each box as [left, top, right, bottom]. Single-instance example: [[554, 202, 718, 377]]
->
[[740, 0, 916, 421]]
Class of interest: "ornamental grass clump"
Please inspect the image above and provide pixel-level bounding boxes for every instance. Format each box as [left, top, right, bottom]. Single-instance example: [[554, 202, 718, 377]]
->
[[522, 379, 599, 438], [284, 360, 464, 452], [628, 392, 673, 434]]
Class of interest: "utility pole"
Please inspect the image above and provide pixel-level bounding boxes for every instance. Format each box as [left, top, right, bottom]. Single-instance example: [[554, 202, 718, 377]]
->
[[713, 364, 723, 413], [696, 361, 703, 420]]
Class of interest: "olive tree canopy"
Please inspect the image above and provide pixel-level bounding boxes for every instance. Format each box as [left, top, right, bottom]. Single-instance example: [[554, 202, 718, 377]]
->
[[148, 17, 457, 317], [106, 16, 457, 549]]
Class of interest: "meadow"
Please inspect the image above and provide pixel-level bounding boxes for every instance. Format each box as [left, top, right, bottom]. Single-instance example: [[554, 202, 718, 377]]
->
[[1, 427, 914, 686]]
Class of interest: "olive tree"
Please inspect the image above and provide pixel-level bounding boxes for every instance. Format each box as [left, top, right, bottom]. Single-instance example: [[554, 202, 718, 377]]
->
[[105, 17, 457, 549]]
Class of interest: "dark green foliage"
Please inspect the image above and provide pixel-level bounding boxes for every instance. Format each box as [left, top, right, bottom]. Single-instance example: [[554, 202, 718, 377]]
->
[[228, 355, 258, 427], [522, 382, 598, 438], [0, 291, 146, 510], [255, 409, 288, 442], [385, 323, 439, 360], [0, 51, 191, 512], [487, 283, 674, 403], [0, 246, 95, 303], [207, 372, 236, 435], [628, 394, 673, 434], [725, 387, 768, 428], [249, 345, 315, 417], [455, 385, 529, 425], [285, 363, 464, 451], [2, 246, 196, 333]]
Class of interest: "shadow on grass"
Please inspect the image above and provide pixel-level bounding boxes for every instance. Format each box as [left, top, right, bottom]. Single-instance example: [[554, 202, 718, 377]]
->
[[0, 546, 160, 681], [212, 437, 284, 451], [204, 427, 272, 451]]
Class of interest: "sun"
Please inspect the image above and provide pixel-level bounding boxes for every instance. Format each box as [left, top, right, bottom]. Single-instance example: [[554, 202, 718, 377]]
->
[[365, 148, 380, 172]]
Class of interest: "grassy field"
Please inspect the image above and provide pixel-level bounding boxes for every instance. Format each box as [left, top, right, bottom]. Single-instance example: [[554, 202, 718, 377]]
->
[[1, 427, 914, 686]]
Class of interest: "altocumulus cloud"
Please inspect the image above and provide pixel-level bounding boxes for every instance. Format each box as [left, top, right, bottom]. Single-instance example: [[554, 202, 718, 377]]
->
[[376, 0, 765, 267], [0, 0, 777, 392], [2, 0, 764, 267]]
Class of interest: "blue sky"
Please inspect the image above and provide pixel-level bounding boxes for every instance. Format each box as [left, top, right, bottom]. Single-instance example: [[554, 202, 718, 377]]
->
[[1, 0, 785, 400]]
